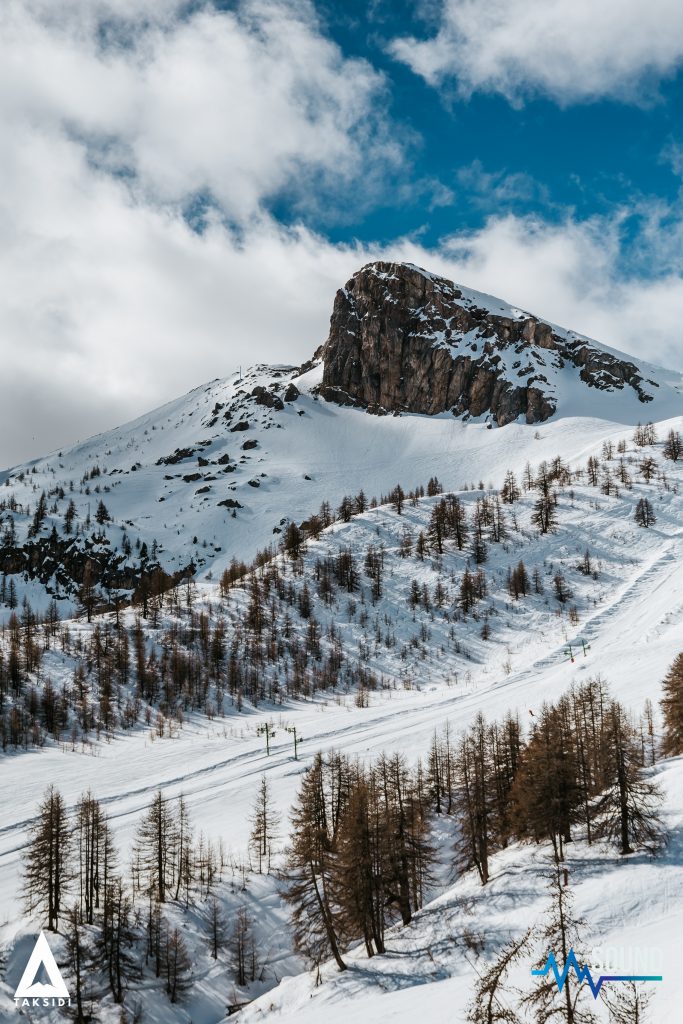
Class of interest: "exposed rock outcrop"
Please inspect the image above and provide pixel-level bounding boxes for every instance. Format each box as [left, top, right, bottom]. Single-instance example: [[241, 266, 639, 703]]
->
[[319, 262, 656, 424], [0, 532, 193, 602]]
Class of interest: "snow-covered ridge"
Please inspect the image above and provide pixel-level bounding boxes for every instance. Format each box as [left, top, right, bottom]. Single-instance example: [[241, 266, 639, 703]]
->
[[371, 260, 683, 383], [321, 261, 683, 425], [1, 263, 682, 613]]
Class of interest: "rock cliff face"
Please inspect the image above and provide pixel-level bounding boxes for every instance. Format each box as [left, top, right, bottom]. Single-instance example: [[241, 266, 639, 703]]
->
[[0, 530, 193, 605], [319, 262, 657, 424]]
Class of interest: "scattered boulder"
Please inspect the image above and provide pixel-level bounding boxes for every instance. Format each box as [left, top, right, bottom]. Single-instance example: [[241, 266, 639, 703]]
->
[[251, 386, 284, 410], [157, 447, 196, 466]]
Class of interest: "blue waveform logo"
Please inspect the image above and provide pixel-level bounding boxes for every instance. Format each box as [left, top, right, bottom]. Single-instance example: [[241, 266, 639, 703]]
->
[[531, 949, 663, 1000]]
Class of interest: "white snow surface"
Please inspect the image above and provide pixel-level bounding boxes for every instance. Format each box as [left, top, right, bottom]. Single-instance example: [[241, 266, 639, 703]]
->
[[0, 407, 682, 1021], [1, 282, 683, 1022]]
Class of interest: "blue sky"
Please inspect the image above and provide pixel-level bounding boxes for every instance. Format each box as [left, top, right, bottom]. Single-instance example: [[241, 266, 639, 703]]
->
[[2, 0, 683, 466], [282, 0, 683, 269]]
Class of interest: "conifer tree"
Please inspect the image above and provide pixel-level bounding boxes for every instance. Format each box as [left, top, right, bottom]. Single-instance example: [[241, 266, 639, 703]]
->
[[230, 906, 258, 986], [28, 491, 48, 538], [427, 727, 454, 815], [586, 456, 600, 487], [602, 981, 652, 1023], [634, 498, 656, 528], [24, 785, 72, 930], [355, 489, 368, 513], [334, 774, 385, 956], [460, 568, 477, 614], [374, 752, 433, 925], [132, 791, 177, 904], [283, 522, 304, 560], [428, 500, 447, 554], [66, 902, 91, 1024], [488, 713, 522, 848], [595, 703, 664, 856], [663, 428, 681, 462], [454, 715, 494, 884], [532, 566, 544, 594], [364, 545, 384, 601], [508, 561, 529, 599], [249, 775, 280, 873], [206, 897, 227, 960], [79, 560, 98, 623], [532, 478, 558, 534], [337, 496, 353, 523], [76, 790, 117, 924], [522, 866, 598, 1024], [490, 495, 507, 543], [391, 484, 405, 514], [500, 469, 521, 505], [95, 500, 111, 525], [173, 795, 193, 902], [445, 494, 468, 549], [163, 925, 192, 1003], [466, 927, 532, 1024], [99, 876, 138, 1003], [473, 534, 488, 565], [660, 653, 683, 756], [64, 499, 77, 534], [511, 701, 579, 862], [284, 753, 347, 970]]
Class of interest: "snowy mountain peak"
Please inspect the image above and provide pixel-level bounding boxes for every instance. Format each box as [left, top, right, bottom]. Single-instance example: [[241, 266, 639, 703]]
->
[[1, 262, 681, 613], [320, 261, 683, 424]]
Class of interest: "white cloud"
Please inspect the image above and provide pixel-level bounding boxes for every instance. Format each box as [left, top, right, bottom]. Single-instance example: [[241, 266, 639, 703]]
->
[[661, 139, 683, 178], [389, 0, 683, 103], [0, 118, 367, 465], [2, 1, 683, 469], [456, 160, 552, 208], [422, 215, 683, 376], [3, 142, 683, 470], [0, 0, 398, 220], [0, 0, 401, 466]]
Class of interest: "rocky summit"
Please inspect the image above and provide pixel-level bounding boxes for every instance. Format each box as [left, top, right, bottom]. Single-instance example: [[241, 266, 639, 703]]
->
[[319, 261, 660, 424]]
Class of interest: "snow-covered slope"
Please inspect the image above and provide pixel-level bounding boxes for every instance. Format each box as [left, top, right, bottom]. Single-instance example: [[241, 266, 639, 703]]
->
[[239, 753, 683, 1024], [1, 291, 681, 614], [1, 266, 682, 1024], [0, 415, 682, 1022]]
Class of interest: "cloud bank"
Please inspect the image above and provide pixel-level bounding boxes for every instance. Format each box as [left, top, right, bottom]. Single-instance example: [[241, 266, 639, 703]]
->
[[390, 0, 683, 103], [0, 0, 396, 465], [2, 0, 683, 468]]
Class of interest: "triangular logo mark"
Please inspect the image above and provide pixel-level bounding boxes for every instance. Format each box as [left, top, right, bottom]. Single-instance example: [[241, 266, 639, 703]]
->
[[15, 931, 70, 999]]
